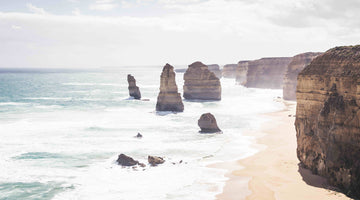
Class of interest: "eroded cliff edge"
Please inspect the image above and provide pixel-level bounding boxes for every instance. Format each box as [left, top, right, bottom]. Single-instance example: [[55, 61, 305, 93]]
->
[[283, 52, 322, 101], [295, 45, 360, 198]]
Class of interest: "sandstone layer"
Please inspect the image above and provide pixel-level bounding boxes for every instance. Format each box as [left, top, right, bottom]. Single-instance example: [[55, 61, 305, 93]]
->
[[156, 64, 184, 112], [127, 74, 141, 99], [295, 45, 360, 198], [235, 61, 249, 85], [183, 62, 221, 100], [222, 64, 238, 78], [283, 52, 322, 101], [198, 113, 221, 133], [207, 64, 222, 78], [245, 57, 292, 89]]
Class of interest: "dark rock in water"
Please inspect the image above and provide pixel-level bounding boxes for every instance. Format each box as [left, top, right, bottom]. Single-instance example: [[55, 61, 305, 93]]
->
[[183, 62, 221, 100], [148, 155, 165, 166], [156, 63, 184, 112], [198, 113, 221, 133], [116, 154, 144, 167], [127, 74, 141, 100], [135, 132, 142, 138]]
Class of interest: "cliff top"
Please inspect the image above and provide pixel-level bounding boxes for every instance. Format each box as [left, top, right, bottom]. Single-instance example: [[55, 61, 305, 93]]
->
[[300, 45, 360, 77]]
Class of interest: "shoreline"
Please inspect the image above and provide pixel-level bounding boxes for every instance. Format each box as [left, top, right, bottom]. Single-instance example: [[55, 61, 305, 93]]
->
[[212, 101, 352, 200]]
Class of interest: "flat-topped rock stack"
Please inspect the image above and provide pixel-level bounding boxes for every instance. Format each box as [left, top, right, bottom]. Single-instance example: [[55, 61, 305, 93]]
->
[[207, 64, 222, 79], [156, 63, 184, 112], [183, 62, 221, 100], [283, 52, 322, 100], [295, 45, 360, 198], [245, 57, 292, 89], [127, 74, 141, 99], [235, 61, 249, 85], [222, 64, 238, 78]]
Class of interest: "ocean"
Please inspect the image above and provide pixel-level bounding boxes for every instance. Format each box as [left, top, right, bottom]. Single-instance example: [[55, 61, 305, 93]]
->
[[0, 66, 284, 200]]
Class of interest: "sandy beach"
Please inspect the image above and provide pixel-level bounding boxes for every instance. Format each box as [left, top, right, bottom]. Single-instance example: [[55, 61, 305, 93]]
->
[[213, 101, 352, 200]]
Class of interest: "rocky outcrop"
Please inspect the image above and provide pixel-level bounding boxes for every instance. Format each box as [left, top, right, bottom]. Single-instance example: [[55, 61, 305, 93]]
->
[[295, 46, 360, 198], [207, 64, 222, 78], [148, 156, 165, 166], [245, 57, 292, 89], [183, 62, 221, 100], [235, 61, 249, 85], [222, 64, 238, 78], [156, 64, 184, 112], [283, 52, 322, 100], [116, 154, 145, 167], [127, 74, 141, 100], [198, 113, 221, 133]]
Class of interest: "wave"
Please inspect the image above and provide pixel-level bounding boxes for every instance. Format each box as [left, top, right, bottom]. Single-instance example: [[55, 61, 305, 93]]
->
[[0, 102, 30, 106], [24, 97, 72, 101], [62, 82, 124, 86]]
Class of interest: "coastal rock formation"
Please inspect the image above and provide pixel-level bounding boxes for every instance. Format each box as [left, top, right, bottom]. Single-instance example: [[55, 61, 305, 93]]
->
[[198, 113, 221, 133], [183, 62, 221, 100], [148, 156, 165, 166], [127, 74, 141, 100], [156, 64, 184, 112], [207, 64, 222, 78], [116, 154, 145, 167], [235, 61, 249, 85], [222, 64, 238, 78], [295, 46, 360, 198], [245, 57, 292, 89], [283, 52, 322, 100]]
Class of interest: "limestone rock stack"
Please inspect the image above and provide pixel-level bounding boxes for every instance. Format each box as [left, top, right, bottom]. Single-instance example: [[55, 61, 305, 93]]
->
[[235, 61, 249, 85], [295, 46, 360, 198], [127, 74, 141, 100], [283, 52, 322, 100], [198, 113, 221, 133], [183, 62, 221, 100], [207, 64, 222, 78], [156, 64, 184, 112], [245, 57, 292, 89], [222, 64, 238, 78]]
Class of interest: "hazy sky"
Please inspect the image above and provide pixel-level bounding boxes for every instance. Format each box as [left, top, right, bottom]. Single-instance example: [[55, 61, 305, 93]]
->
[[0, 0, 359, 68]]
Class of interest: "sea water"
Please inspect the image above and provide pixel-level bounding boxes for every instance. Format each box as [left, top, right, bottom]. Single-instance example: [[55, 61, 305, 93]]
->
[[0, 66, 284, 200]]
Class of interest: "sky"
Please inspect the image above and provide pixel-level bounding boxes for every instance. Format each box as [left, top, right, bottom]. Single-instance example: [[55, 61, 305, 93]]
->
[[0, 0, 359, 68]]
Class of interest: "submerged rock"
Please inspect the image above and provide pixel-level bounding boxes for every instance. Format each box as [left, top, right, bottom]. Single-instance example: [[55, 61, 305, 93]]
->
[[116, 154, 144, 167], [295, 45, 360, 198], [156, 63, 184, 112], [127, 74, 141, 100], [135, 132, 142, 138], [198, 113, 221, 133], [148, 156, 165, 166], [183, 62, 221, 100]]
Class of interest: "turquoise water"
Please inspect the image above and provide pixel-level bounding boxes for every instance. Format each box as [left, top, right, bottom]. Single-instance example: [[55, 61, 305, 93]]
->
[[0, 67, 284, 200]]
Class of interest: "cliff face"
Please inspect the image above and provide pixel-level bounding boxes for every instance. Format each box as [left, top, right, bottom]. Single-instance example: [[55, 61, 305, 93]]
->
[[222, 64, 238, 78], [127, 74, 141, 99], [235, 61, 249, 85], [283, 52, 322, 100], [183, 62, 221, 100], [245, 57, 292, 89], [156, 64, 184, 112], [295, 46, 360, 198], [207, 64, 222, 79]]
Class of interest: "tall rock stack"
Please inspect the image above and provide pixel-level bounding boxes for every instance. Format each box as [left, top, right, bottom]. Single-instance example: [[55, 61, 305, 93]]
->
[[156, 64, 184, 112], [222, 64, 238, 78], [235, 61, 249, 85], [283, 52, 322, 100], [127, 74, 141, 100], [245, 57, 292, 89], [183, 62, 221, 100], [207, 64, 222, 78], [295, 46, 360, 198]]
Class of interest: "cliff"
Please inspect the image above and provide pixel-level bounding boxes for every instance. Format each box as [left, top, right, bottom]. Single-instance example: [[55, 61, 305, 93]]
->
[[245, 57, 292, 89], [235, 61, 249, 85], [295, 45, 360, 198], [156, 64, 184, 112], [222, 64, 238, 78], [207, 64, 222, 78], [183, 62, 221, 100], [127, 74, 141, 100], [283, 52, 322, 100]]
